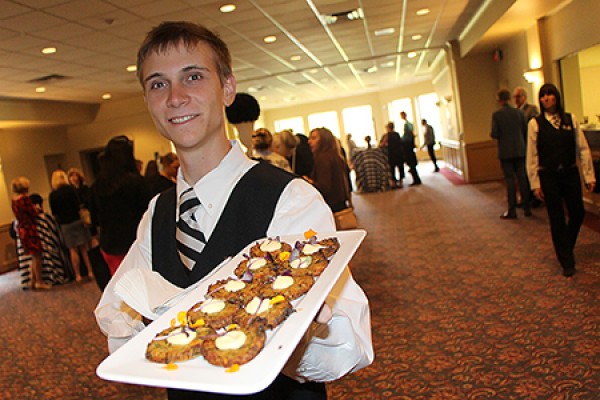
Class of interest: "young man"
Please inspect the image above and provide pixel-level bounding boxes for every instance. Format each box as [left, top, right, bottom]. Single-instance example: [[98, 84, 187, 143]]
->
[[420, 119, 439, 172], [400, 112, 422, 186], [95, 21, 372, 399]]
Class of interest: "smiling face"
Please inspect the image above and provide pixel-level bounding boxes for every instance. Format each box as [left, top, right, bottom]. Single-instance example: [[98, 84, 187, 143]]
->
[[141, 41, 236, 155]]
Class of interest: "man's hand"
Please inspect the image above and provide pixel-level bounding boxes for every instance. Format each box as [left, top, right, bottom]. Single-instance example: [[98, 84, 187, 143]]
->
[[534, 188, 544, 201]]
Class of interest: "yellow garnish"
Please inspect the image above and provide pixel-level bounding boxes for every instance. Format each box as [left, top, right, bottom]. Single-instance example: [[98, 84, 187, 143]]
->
[[226, 364, 240, 373], [170, 318, 176, 328], [164, 363, 178, 370], [226, 324, 238, 331], [177, 311, 187, 326], [189, 318, 205, 328], [270, 295, 286, 305], [304, 229, 317, 239], [279, 251, 291, 262]]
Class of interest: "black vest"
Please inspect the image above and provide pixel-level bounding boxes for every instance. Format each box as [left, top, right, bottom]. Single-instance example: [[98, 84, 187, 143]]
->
[[151, 162, 295, 288], [536, 113, 576, 171]]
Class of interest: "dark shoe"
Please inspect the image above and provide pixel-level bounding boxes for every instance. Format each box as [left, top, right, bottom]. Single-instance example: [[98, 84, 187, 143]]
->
[[500, 211, 517, 219], [563, 267, 576, 277], [524, 209, 532, 217], [434, 167, 440, 172]]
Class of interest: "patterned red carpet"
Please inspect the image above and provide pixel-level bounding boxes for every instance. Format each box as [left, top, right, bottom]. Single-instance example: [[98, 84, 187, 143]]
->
[[1, 166, 598, 399]]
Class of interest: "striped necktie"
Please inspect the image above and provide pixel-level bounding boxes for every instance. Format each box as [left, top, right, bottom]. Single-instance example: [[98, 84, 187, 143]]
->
[[176, 188, 206, 270]]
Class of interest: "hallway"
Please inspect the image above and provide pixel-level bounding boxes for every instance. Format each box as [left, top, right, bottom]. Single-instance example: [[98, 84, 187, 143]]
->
[[1, 165, 598, 399]]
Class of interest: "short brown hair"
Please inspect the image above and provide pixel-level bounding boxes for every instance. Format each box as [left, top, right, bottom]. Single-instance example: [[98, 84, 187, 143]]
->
[[137, 21, 232, 87]]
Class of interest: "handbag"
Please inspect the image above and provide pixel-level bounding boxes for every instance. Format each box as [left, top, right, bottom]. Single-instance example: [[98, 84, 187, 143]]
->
[[334, 207, 358, 230]]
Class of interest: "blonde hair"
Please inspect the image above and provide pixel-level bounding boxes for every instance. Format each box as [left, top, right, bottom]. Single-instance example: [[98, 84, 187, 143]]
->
[[51, 170, 69, 190], [11, 176, 30, 194]]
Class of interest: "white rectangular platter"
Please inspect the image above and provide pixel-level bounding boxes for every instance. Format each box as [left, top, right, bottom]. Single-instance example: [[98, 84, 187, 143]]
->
[[97, 229, 366, 395]]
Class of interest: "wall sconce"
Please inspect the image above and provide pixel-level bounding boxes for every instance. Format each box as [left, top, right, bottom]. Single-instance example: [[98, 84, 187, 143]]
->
[[523, 68, 543, 83]]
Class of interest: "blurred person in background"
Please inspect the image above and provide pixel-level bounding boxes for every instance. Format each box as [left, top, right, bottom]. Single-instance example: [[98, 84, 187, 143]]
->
[[251, 128, 292, 172], [50, 169, 93, 282], [91, 135, 151, 275], [11, 177, 50, 290], [308, 127, 351, 212], [526, 83, 595, 277]]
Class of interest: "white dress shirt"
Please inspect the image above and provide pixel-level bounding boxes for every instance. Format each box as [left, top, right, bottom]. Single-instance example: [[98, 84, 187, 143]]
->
[[95, 141, 373, 382]]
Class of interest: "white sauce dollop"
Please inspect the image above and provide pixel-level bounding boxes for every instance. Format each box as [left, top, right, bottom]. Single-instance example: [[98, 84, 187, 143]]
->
[[260, 239, 282, 252], [248, 257, 267, 270], [246, 297, 271, 315], [215, 330, 247, 350], [290, 256, 312, 269], [302, 243, 322, 255], [166, 327, 197, 346], [273, 276, 294, 290], [224, 280, 245, 292], [199, 299, 226, 314]]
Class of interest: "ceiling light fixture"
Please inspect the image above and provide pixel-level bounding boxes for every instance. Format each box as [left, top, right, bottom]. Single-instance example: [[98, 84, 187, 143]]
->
[[263, 35, 277, 44], [126, 65, 137, 72], [407, 52, 417, 58], [35, 87, 46, 93], [411, 34, 422, 40], [220, 4, 236, 13], [416, 8, 430, 16], [41, 47, 57, 54], [102, 93, 112, 100], [322, 8, 364, 25], [290, 55, 302, 61], [374, 28, 395, 37]]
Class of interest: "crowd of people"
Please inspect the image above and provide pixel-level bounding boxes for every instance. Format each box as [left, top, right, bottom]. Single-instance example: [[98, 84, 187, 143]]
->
[[9, 141, 184, 291]]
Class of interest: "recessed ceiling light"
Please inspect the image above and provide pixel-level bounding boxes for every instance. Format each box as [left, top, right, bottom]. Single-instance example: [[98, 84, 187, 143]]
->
[[102, 93, 112, 100], [220, 4, 236, 13], [416, 8, 430, 16], [290, 55, 301, 61], [247, 87, 258, 93], [263, 35, 277, 44], [374, 28, 395, 37], [407, 51, 417, 58], [126, 65, 137, 72], [36, 87, 46, 93], [411, 34, 423, 40], [41, 47, 57, 55], [260, 96, 267, 101], [380, 61, 395, 68]]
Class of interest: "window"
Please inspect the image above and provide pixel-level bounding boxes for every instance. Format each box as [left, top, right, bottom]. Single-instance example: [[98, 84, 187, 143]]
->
[[342, 105, 375, 148], [274, 117, 305, 135], [388, 98, 414, 133], [416, 93, 442, 148], [308, 111, 340, 138]]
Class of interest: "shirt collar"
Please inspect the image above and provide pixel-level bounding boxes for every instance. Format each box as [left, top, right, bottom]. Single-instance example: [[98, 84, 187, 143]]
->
[[176, 141, 254, 219]]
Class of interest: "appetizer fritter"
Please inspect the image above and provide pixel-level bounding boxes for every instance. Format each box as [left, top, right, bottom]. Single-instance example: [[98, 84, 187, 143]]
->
[[201, 324, 266, 368], [145, 325, 214, 364]]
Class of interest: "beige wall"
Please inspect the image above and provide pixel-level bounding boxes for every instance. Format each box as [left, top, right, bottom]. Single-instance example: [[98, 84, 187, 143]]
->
[[0, 126, 71, 223]]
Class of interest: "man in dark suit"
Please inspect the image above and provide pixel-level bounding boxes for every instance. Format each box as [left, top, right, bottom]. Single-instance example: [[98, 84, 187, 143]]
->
[[514, 86, 542, 208], [491, 88, 531, 219]]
